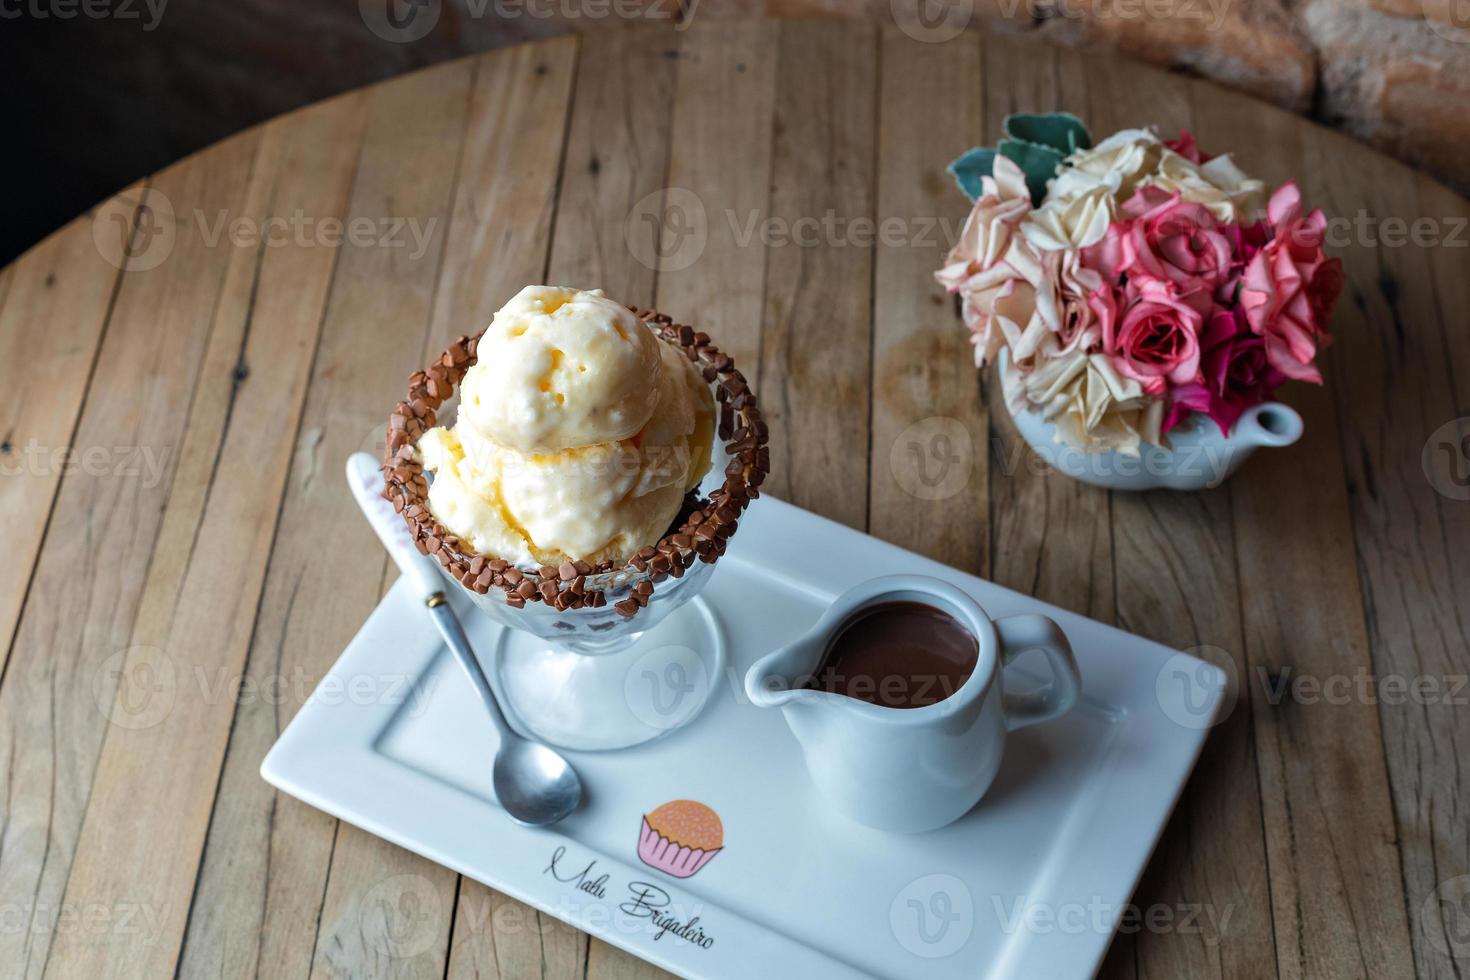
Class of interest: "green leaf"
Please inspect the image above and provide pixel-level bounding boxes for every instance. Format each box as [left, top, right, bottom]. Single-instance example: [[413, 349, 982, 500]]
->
[[1003, 112, 1092, 156], [997, 138, 1065, 206], [946, 147, 998, 202]]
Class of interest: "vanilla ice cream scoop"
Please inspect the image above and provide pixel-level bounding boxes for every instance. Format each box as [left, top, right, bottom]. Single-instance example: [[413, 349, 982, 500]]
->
[[459, 285, 664, 454], [417, 287, 715, 566]]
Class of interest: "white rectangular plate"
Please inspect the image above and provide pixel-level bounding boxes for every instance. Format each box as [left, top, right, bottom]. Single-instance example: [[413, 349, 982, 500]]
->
[[263, 497, 1223, 979]]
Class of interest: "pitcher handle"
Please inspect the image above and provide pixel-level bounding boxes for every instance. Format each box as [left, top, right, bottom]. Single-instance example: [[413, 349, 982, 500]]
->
[[995, 614, 1081, 731]]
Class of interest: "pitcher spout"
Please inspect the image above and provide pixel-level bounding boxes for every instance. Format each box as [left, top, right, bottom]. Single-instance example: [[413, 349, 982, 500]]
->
[[745, 638, 824, 708]]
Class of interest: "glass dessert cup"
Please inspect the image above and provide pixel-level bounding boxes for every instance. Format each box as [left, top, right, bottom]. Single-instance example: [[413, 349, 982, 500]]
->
[[383, 310, 768, 752], [452, 538, 726, 751]]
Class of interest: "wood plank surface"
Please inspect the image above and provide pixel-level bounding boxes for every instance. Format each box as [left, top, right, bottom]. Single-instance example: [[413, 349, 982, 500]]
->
[[1, 21, 1465, 980], [170, 57, 476, 980], [980, 37, 1116, 626], [545, 25, 678, 306], [44, 91, 370, 978], [1410, 170, 1470, 980], [652, 19, 778, 367], [757, 18, 878, 531], [1082, 53, 1276, 980], [1307, 127, 1470, 980], [0, 132, 263, 980], [0, 192, 132, 677], [869, 26, 988, 576], [1192, 82, 1418, 980]]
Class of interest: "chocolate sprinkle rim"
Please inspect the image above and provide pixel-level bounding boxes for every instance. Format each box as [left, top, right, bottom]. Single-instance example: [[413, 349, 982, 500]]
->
[[381, 307, 771, 619]]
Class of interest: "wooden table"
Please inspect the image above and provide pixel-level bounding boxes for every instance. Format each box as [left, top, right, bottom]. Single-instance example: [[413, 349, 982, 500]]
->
[[2, 19, 1465, 980]]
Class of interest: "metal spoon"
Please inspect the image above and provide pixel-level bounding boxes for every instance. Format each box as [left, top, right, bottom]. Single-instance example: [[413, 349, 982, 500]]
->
[[346, 452, 583, 827]]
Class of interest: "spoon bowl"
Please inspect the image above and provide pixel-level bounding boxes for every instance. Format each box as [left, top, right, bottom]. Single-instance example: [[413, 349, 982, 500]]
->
[[493, 738, 583, 827]]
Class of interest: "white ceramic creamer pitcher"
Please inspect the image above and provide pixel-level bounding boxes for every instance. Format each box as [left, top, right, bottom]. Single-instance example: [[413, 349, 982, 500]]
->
[[745, 575, 1081, 833]]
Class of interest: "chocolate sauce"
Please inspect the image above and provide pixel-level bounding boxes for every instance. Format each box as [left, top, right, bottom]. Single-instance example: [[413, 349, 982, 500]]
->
[[804, 601, 979, 709]]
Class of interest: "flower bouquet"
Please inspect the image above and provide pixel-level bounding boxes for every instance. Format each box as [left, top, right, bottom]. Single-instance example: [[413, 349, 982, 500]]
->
[[936, 114, 1343, 489]]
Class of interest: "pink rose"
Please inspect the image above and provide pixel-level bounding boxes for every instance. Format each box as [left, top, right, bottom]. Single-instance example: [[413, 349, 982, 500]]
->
[[1166, 307, 1289, 434], [1081, 221, 1131, 282], [1082, 189, 1234, 294], [1129, 190, 1234, 292], [1103, 277, 1209, 395], [1238, 181, 1343, 382], [936, 157, 1035, 365], [1164, 130, 1212, 165]]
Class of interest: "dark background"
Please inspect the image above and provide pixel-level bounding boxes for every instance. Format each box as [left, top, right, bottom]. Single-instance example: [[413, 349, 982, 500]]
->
[[4, 0, 1467, 266], [0, 1, 569, 265]]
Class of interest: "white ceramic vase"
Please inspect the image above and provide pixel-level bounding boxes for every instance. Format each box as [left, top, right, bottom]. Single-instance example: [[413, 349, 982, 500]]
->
[[1004, 393, 1304, 492]]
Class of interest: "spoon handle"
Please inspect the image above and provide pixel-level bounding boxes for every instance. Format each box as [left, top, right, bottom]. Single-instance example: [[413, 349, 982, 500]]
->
[[345, 453, 518, 743], [345, 452, 449, 601], [425, 600, 518, 743]]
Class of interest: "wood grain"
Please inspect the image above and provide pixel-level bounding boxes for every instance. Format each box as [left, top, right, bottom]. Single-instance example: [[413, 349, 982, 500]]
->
[[425, 39, 580, 353], [1081, 55, 1276, 980], [1305, 124, 1469, 980], [757, 18, 878, 530], [0, 23, 1465, 980], [448, 884, 589, 980], [44, 91, 370, 978], [0, 192, 131, 676], [0, 132, 262, 980], [980, 36, 1116, 626], [1409, 169, 1470, 980], [172, 58, 473, 980], [869, 26, 988, 576], [652, 18, 778, 368], [545, 25, 678, 307], [1193, 82, 1417, 980]]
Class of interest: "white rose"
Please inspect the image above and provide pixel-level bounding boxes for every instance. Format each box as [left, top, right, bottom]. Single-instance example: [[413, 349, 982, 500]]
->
[[1064, 129, 1165, 198], [1022, 184, 1115, 250], [1006, 349, 1165, 456], [1139, 149, 1266, 223]]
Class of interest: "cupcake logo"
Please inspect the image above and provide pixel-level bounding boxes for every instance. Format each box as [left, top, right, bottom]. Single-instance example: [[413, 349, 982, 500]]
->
[[637, 800, 723, 879]]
